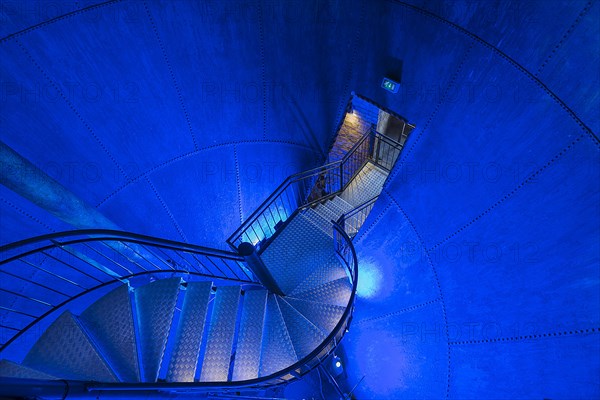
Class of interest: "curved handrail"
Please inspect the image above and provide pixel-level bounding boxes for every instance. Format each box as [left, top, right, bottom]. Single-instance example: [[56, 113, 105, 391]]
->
[[1, 229, 245, 263], [86, 221, 359, 392], [0, 230, 258, 352]]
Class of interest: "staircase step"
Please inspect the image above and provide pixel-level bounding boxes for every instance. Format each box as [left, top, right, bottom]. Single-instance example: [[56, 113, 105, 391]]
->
[[135, 278, 180, 382], [283, 298, 346, 335], [22, 311, 117, 382], [302, 208, 332, 237], [292, 277, 352, 307], [79, 284, 139, 383], [199, 285, 240, 382], [0, 359, 57, 380], [289, 254, 347, 296], [262, 214, 333, 294], [167, 281, 213, 382], [331, 196, 354, 214], [231, 289, 268, 381], [315, 204, 338, 224], [259, 294, 297, 377], [341, 162, 388, 207], [277, 297, 326, 360]]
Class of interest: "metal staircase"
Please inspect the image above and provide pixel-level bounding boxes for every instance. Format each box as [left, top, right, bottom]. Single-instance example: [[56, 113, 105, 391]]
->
[[0, 128, 406, 397]]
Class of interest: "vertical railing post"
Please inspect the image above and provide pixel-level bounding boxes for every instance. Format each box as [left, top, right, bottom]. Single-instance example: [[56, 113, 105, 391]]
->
[[237, 242, 284, 295]]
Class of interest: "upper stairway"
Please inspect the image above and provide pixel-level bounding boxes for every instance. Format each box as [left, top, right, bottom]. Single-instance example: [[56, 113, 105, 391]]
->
[[0, 128, 405, 396]]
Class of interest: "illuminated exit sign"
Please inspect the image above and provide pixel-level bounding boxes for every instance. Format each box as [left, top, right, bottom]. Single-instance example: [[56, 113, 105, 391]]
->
[[381, 77, 400, 93]]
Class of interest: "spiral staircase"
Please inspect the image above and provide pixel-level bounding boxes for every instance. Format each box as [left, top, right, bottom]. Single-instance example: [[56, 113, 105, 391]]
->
[[0, 127, 405, 398]]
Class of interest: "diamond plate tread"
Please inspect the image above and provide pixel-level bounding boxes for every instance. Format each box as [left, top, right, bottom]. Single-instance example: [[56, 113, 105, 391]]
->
[[277, 297, 326, 360], [302, 208, 333, 237], [283, 297, 346, 335], [289, 253, 347, 296], [167, 281, 213, 382], [0, 360, 57, 380], [80, 284, 140, 382], [342, 163, 388, 207], [262, 214, 333, 294], [22, 311, 117, 382], [135, 278, 180, 382], [259, 295, 297, 377], [291, 277, 352, 307], [231, 289, 268, 381], [199, 285, 240, 382]]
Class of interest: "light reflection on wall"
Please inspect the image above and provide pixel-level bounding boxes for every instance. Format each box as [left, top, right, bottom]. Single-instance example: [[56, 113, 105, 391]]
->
[[356, 260, 383, 299]]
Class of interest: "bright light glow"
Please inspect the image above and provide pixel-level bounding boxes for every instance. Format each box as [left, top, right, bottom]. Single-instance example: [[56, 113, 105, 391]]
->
[[335, 361, 342, 368], [356, 261, 382, 299]]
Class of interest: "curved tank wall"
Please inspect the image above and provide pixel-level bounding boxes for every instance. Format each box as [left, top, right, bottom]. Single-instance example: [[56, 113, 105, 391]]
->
[[1, 0, 599, 398]]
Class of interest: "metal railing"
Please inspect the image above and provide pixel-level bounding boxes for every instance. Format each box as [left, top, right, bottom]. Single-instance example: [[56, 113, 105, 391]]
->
[[227, 128, 403, 252], [79, 220, 358, 394], [336, 195, 379, 239], [0, 230, 257, 351]]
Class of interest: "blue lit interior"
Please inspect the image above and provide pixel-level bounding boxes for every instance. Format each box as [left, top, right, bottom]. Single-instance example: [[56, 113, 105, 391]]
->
[[1, 0, 599, 399]]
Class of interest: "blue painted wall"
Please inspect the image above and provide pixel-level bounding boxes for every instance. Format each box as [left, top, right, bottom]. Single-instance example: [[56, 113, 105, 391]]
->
[[1, 0, 598, 398]]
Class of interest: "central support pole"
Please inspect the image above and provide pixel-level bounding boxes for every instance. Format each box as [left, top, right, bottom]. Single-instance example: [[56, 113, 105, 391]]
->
[[237, 242, 284, 296]]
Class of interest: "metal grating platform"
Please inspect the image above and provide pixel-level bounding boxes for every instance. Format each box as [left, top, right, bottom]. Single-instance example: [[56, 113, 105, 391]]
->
[[22, 311, 117, 382], [231, 289, 268, 381], [199, 285, 240, 382], [80, 284, 140, 382], [135, 278, 180, 383], [167, 281, 213, 382], [341, 162, 388, 207]]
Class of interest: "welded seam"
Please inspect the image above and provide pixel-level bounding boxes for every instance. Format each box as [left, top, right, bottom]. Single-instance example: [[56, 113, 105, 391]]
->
[[354, 298, 441, 325], [450, 327, 600, 345], [536, 1, 594, 77], [387, 43, 474, 183], [15, 39, 127, 178], [0, 198, 56, 232], [145, 176, 188, 242], [143, 1, 198, 151], [233, 145, 243, 225], [95, 139, 322, 208], [257, 2, 267, 140], [0, 0, 123, 44], [428, 134, 585, 252], [388, 0, 599, 145], [353, 201, 394, 244], [384, 190, 452, 399]]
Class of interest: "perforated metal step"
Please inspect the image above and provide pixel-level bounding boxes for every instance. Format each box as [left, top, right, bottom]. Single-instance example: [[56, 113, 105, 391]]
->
[[231, 289, 268, 381], [259, 294, 297, 377], [277, 297, 326, 360], [22, 311, 117, 382], [341, 162, 388, 207], [199, 285, 240, 382], [303, 208, 333, 237], [0, 359, 57, 380], [283, 297, 346, 335], [135, 278, 180, 382], [330, 196, 354, 214], [167, 281, 213, 382], [79, 284, 140, 382], [262, 214, 333, 294]]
